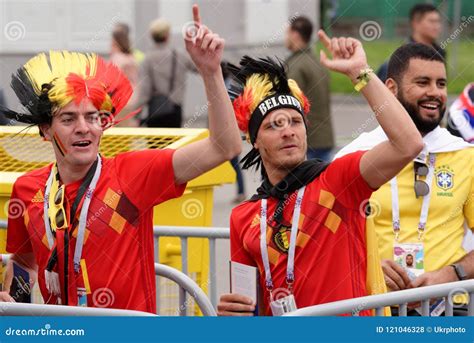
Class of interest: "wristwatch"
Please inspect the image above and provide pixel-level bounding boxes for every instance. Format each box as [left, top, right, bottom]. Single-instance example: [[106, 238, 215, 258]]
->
[[450, 263, 467, 281]]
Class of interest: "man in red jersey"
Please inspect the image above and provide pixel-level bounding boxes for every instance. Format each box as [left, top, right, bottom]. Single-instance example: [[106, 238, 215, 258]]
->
[[0, 5, 241, 313], [217, 30, 423, 316]]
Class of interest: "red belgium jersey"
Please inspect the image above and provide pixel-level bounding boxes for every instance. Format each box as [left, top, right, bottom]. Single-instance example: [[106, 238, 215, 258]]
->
[[7, 149, 186, 313], [230, 151, 374, 315]]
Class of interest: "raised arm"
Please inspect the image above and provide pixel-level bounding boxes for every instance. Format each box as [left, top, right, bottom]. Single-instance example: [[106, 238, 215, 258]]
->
[[172, 5, 241, 184], [318, 30, 423, 189]]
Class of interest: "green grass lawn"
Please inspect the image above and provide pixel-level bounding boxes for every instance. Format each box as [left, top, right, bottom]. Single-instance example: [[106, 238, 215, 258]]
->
[[315, 40, 474, 94]]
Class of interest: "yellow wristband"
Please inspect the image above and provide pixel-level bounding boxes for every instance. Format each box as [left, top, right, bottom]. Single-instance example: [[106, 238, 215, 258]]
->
[[354, 67, 373, 92]]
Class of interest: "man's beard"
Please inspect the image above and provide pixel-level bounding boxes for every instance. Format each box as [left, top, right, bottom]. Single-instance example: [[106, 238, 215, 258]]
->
[[397, 91, 446, 135]]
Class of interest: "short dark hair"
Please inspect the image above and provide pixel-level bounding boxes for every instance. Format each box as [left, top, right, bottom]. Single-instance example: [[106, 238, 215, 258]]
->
[[290, 16, 313, 43], [387, 43, 445, 83], [151, 33, 167, 43], [112, 29, 132, 54], [409, 3, 439, 22]]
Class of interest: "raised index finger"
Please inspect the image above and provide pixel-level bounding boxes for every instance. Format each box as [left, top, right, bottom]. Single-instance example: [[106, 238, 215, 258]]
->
[[192, 4, 201, 25], [318, 29, 331, 49]]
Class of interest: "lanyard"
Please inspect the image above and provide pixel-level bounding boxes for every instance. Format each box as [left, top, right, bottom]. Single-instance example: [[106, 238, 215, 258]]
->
[[390, 153, 436, 241], [260, 186, 305, 292], [44, 155, 102, 273]]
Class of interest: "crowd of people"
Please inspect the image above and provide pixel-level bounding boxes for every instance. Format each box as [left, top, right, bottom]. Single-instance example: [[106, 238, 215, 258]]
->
[[0, 3, 472, 317]]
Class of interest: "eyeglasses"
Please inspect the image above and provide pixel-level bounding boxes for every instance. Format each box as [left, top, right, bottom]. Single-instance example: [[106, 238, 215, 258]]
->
[[414, 161, 430, 198], [51, 184, 68, 230]]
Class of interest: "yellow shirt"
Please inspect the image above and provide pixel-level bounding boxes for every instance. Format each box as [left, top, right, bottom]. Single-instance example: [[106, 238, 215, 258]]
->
[[368, 148, 474, 271]]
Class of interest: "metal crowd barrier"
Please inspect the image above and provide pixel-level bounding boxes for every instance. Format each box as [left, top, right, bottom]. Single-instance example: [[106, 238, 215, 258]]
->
[[0, 221, 227, 316], [154, 263, 216, 316], [1, 253, 216, 316], [0, 302, 154, 316], [152, 226, 229, 314], [286, 279, 474, 316]]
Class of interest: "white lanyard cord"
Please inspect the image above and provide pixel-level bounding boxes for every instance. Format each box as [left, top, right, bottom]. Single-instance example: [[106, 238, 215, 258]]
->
[[44, 155, 102, 273], [260, 186, 306, 291], [390, 154, 436, 241]]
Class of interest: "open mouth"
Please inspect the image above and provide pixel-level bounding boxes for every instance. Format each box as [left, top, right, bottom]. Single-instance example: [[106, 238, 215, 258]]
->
[[72, 140, 92, 148], [418, 101, 441, 111]]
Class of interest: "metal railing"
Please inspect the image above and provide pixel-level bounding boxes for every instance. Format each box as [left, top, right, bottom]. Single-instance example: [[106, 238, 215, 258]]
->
[[1, 253, 216, 316], [152, 225, 229, 315], [0, 302, 154, 316], [285, 280, 474, 316], [0, 221, 228, 315], [154, 263, 216, 316]]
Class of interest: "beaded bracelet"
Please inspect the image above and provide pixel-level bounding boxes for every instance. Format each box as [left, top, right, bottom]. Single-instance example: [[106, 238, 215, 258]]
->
[[354, 67, 374, 92]]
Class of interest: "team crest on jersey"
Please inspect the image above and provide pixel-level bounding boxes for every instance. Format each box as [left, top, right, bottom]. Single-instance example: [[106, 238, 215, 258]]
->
[[268, 218, 292, 253], [435, 165, 454, 196], [273, 226, 292, 253]]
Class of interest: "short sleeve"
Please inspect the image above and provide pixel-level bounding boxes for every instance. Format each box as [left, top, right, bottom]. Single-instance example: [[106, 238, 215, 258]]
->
[[320, 150, 375, 210], [230, 210, 256, 266], [6, 182, 33, 254], [114, 149, 187, 210]]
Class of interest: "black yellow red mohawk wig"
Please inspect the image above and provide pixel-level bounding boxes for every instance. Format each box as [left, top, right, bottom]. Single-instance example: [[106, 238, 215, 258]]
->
[[227, 55, 310, 170], [1, 51, 133, 130]]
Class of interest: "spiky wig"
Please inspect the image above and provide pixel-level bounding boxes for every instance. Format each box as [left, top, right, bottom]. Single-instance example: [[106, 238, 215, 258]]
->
[[0, 51, 133, 131], [227, 56, 310, 170]]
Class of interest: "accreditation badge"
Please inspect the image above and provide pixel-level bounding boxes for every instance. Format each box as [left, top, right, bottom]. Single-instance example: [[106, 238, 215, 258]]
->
[[393, 242, 424, 280], [393, 242, 446, 316], [270, 294, 297, 316]]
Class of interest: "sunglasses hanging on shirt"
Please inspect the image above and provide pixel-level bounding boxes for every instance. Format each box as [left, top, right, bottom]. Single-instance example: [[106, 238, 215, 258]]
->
[[414, 161, 430, 198]]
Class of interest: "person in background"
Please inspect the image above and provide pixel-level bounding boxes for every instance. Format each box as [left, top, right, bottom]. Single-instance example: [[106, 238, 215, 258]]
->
[[447, 83, 474, 143], [113, 23, 145, 65], [110, 24, 139, 127], [377, 3, 445, 82], [285, 16, 334, 161], [129, 18, 196, 128]]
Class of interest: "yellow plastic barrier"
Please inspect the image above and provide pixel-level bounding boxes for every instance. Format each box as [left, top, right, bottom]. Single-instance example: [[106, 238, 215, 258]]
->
[[0, 126, 235, 315]]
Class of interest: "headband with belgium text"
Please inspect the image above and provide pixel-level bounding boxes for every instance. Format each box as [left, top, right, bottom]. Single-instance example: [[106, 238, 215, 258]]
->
[[248, 94, 304, 143]]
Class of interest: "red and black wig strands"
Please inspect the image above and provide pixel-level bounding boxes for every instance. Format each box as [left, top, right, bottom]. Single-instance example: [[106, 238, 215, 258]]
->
[[227, 56, 310, 172]]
